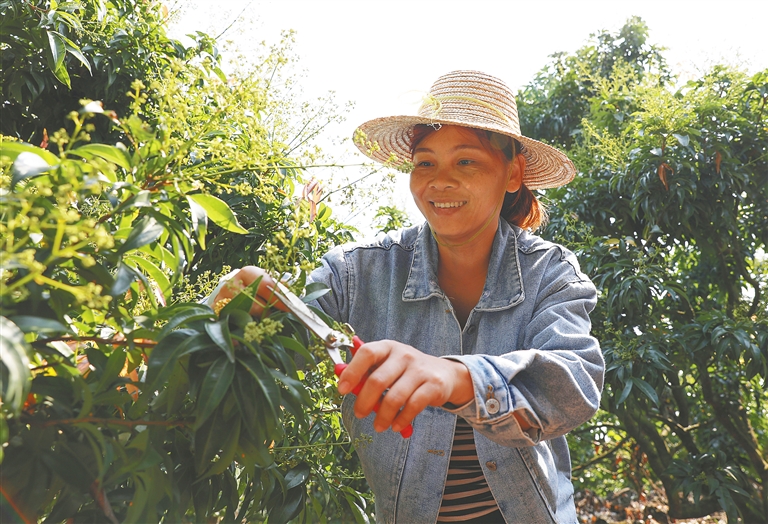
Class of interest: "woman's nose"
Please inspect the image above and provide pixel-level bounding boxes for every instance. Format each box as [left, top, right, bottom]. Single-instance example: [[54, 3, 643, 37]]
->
[[429, 165, 457, 189]]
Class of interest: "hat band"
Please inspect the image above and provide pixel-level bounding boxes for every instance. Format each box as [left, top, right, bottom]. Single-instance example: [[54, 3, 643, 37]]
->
[[419, 94, 520, 134]]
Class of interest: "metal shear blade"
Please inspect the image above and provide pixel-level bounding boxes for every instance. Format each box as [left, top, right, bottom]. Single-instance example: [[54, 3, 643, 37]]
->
[[271, 280, 350, 365]]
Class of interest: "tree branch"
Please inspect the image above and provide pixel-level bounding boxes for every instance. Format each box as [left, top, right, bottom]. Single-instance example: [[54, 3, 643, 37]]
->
[[572, 436, 630, 473], [650, 413, 702, 456], [32, 336, 157, 349], [32, 417, 189, 429], [569, 423, 626, 436]]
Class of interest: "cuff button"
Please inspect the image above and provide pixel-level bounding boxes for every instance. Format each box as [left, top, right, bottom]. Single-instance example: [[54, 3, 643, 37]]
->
[[485, 398, 500, 414]]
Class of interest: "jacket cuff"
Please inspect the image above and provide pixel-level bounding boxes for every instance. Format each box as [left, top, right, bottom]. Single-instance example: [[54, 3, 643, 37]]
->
[[440, 355, 542, 446]]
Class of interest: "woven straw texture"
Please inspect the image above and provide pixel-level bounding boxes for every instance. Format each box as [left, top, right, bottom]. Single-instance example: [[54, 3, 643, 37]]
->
[[354, 71, 576, 190]]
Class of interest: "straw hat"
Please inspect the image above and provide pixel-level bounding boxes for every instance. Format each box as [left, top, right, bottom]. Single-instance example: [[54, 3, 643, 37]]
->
[[353, 70, 576, 190]]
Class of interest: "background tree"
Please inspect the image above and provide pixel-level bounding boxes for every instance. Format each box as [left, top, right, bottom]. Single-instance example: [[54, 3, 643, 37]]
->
[[521, 17, 768, 521], [518, 16, 669, 150], [0, 0, 218, 144]]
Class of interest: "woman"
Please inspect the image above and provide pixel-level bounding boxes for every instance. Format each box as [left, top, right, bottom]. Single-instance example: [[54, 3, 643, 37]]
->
[[214, 71, 603, 523]]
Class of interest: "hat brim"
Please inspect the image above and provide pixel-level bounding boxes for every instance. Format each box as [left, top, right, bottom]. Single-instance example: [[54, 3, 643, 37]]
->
[[355, 115, 575, 190]]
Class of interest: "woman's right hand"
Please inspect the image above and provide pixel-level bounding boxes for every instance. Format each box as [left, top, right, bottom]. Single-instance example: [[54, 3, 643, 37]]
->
[[211, 266, 287, 316]]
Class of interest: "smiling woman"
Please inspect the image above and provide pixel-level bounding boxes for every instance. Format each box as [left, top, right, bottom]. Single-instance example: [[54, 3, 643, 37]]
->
[[410, 125, 523, 244], [410, 126, 521, 244], [215, 70, 604, 522], [411, 124, 547, 231]]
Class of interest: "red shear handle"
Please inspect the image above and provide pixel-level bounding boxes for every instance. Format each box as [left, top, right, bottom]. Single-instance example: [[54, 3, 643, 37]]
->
[[333, 336, 413, 438]]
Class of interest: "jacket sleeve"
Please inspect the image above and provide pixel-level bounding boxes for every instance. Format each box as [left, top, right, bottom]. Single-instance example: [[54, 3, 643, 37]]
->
[[307, 245, 350, 325], [443, 250, 604, 448]]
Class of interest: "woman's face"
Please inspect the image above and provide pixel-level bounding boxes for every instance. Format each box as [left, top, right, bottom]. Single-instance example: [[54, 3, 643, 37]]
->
[[410, 125, 522, 245]]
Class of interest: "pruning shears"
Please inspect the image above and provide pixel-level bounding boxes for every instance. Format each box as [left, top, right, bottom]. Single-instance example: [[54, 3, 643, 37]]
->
[[271, 280, 413, 438]]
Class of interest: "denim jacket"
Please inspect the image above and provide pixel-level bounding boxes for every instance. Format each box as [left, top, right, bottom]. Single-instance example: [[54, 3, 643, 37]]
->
[[310, 219, 604, 523]]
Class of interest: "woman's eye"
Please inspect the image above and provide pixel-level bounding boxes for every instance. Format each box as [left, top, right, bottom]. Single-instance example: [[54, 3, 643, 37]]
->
[[416, 160, 432, 167], [458, 159, 473, 165]]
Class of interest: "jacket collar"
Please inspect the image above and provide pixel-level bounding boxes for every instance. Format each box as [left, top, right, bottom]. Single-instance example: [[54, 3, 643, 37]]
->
[[402, 220, 525, 310]]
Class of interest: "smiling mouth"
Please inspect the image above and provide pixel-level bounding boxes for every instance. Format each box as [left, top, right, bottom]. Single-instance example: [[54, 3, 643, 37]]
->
[[432, 201, 467, 209]]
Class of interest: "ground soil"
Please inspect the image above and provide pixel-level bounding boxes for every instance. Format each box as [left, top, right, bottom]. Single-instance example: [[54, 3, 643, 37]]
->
[[575, 489, 728, 524]]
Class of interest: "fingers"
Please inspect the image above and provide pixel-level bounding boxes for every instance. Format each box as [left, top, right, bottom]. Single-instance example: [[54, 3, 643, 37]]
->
[[390, 384, 436, 433], [212, 266, 288, 316], [337, 341, 386, 395], [339, 341, 461, 433], [350, 345, 409, 419]]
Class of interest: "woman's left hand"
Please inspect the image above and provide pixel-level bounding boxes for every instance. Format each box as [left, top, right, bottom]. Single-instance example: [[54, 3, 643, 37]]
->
[[337, 340, 474, 433]]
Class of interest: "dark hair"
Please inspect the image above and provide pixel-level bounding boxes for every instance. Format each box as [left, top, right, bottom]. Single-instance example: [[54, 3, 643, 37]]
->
[[409, 124, 547, 230]]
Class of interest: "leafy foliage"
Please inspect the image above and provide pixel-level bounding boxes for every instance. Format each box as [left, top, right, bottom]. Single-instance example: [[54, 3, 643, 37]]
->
[[528, 18, 768, 521], [0, 0, 229, 146], [1, 3, 371, 522], [518, 16, 668, 150]]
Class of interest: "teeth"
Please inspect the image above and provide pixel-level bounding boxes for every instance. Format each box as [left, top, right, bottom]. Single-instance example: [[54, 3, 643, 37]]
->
[[433, 201, 466, 208]]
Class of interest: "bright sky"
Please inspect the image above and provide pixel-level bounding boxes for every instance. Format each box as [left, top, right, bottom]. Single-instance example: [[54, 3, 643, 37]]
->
[[169, 0, 767, 227]]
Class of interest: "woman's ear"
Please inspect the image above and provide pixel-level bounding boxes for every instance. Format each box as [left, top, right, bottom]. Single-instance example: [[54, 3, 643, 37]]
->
[[506, 153, 525, 193]]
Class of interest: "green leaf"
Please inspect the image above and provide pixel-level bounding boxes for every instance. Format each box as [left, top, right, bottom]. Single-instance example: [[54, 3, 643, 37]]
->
[[270, 368, 311, 412], [199, 417, 241, 480], [95, 347, 127, 394], [50, 10, 85, 32], [219, 277, 262, 315], [65, 42, 92, 74], [195, 356, 235, 428], [41, 447, 93, 490], [155, 303, 214, 340], [126, 255, 172, 302], [54, 31, 92, 74], [0, 316, 32, 415], [275, 335, 315, 367], [186, 195, 208, 249], [159, 359, 190, 415], [46, 30, 66, 70], [616, 378, 633, 405], [238, 430, 274, 470], [238, 355, 280, 421], [672, 133, 690, 147], [631, 377, 659, 406], [232, 371, 267, 440], [86, 345, 108, 374], [205, 319, 235, 362], [69, 143, 132, 171], [9, 315, 71, 335], [268, 486, 305, 524], [344, 492, 370, 524], [125, 190, 153, 209], [1, 141, 59, 165], [111, 262, 138, 296], [302, 282, 332, 303], [44, 491, 83, 524], [212, 66, 227, 84], [74, 374, 94, 419], [11, 151, 56, 188], [119, 216, 165, 253], [146, 331, 212, 390], [284, 462, 310, 490], [31, 375, 75, 404], [187, 193, 248, 234], [194, 409, 226, 474], [224, 309, 253, 330], [53, 61, 71, 89]]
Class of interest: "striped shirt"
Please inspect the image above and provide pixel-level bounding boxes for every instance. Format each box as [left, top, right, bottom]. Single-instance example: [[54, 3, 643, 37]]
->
[[437, 418, 506, 522]]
